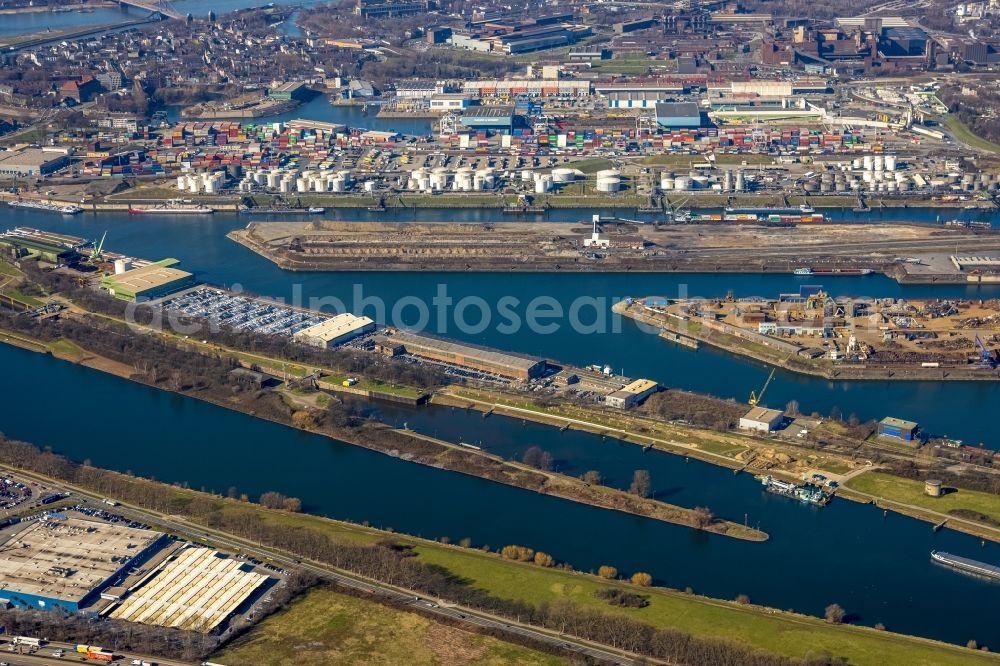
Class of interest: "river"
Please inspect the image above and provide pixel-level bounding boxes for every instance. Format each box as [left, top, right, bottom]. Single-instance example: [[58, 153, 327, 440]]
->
[[5, 206, 1000, 446], [1, 342, 998, 647]]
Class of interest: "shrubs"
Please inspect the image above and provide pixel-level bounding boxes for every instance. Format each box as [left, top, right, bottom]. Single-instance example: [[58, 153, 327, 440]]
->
[[595, 588, 649, 608], [533, 551, 555, 567], [597, 565, 618, 579], [631, 572, 653, 587], [500, 545, 535, 562]]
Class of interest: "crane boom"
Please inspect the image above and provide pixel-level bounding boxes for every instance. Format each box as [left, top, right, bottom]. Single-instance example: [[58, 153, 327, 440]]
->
[[749, 368, 776, 406]]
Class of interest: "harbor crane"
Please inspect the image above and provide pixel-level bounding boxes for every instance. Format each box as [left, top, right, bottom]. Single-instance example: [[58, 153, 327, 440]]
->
[[749, 368, 776, 406], [89, 230, 108, 263], [975, 335, 996, 369]]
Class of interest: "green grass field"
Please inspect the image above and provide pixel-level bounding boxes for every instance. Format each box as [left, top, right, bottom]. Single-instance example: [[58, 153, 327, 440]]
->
[[214, 587, 567, 666], [944, 114, 1000, 154], [846, 471, 1000, 525], [322, 372, 425, 399], [410, 545, 996, 666], [0, 260, 22, 277]]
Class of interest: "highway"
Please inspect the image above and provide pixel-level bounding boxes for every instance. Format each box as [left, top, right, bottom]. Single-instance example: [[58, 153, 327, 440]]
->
[[0, 465, 640, 666], [1, 639, 189, 666]]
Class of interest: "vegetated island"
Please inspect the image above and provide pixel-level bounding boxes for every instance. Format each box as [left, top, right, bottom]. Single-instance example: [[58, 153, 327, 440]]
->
[[228, 219, 1000, 279], [0, 267, 765, 541]]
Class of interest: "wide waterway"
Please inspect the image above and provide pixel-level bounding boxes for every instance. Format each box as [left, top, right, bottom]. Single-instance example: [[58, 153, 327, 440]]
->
[[6, 206, 1000, 446], [1, 342, 998, 648]]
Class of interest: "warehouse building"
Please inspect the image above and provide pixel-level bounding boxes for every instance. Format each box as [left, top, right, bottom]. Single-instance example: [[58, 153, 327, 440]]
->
[[739, 407, 785, 433], [0, 148, 71, 177], [877, 417, 919, 443], [108, 546, 269, 633], [0, 517, 167, 614], [293, 312, 375, 349], [389, 330, 545, 380], [266, 82, 313, 102], [100, 259, 195, 302], [605, 378, 658, 409], [0, 232, 78, 263], [655, 101, 703, 128], [460, 107, 516, 131]]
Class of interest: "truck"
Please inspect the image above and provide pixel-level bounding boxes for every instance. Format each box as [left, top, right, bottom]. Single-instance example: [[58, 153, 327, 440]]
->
[[76, 644, 103, 654], [11, 637, 43, 647], [86, 649, 114, 662], [131, 660, 154, 666]]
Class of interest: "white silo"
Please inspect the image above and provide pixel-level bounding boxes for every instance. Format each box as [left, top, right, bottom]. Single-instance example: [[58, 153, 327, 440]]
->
[[266, 171, 281, 188], [735, 171, 746, 192], [296, 177, 309, 193], [114, 258, 127, 274], [176, 175, 186, 190], [874, 156, 884, 172], [521, 169, 533, 182], [863, 156, 873, 171], [673, 176, 692, 191], [885, 155, 897, 171]]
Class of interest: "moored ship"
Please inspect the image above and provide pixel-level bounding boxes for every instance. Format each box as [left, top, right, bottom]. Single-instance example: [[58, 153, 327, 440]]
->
[[760, 475, 831, 506], [8, 200, 83, 215], [792, 267, 873, 276], [129, 200, 213, 215]]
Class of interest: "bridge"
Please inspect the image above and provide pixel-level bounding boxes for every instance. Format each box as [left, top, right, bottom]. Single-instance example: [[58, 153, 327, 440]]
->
[[118, 0, 184, 20]]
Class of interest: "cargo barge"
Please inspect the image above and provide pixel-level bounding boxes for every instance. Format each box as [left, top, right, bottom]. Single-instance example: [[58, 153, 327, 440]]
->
[[793, 267, 873, 276], [930, 551, 1000, 581], [760, 475, 831, 506], [129, 200, 213, 215], [8, 200, 83, 215]]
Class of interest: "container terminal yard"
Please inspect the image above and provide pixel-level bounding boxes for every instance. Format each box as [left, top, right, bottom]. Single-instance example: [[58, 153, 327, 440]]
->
[[617, 289, 1000, 380], [229, 218, 1000, 281]]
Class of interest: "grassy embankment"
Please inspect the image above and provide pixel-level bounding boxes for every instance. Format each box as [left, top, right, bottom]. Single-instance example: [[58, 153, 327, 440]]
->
[[846, 471, 1000, 527], [42, 469, 997, 666], [214, 587, 567, 666], [944, 114, 1000, 154]]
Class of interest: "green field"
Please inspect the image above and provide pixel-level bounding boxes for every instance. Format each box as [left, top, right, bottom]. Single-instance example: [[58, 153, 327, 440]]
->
[[410, 545, 996, 666], [846, 471, 1000, 525], [214, 587, 567, 666], [944, 114, 1000, 154], [565, 157, 613, 174], [0, 260, 22, 277], [322, 372, 425, 399]]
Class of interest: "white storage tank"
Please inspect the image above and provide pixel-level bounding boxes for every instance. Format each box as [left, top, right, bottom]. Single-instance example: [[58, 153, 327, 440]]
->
[[330, 177, 345, 193], [266, 171, 281, 188], [552, 167, 578, 183], [873, 156, 884, 172], [521, 169, 533, 182], [884, 155, 897, 171], [673, 176, 692, 190], [176, 175, 187, 190], [296, 177, 309, 193], [534, 175, 553, 193], [660, 177, 675, 191], [735, 171, 745, 192], [595, 174, 622, 193]]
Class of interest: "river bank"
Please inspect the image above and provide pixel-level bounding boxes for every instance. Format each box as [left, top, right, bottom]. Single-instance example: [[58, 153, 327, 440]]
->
[[614, 300, 1000, 382]]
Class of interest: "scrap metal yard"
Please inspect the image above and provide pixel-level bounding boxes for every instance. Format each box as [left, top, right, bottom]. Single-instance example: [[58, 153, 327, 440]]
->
[[230, 219, 1000, 277]]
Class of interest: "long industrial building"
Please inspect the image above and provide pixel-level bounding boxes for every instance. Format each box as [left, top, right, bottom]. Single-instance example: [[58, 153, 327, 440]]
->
[[0, 517, 167, 613], [388, 330, 546, 379], [108, 546, 269, 633]]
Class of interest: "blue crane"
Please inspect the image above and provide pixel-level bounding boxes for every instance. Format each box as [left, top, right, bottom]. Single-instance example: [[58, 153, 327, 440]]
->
[[975, 335, 995, 369]]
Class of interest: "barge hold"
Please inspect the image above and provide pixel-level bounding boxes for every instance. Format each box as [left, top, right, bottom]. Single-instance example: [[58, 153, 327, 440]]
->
[[8, 200, 83, 215], [931, 551, 1000, 581], [760, 475, 830, 506]]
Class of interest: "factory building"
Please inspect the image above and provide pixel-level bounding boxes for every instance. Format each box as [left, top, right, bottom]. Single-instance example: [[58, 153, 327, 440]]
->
[[100, 259, 195, 302], [739, 407, 785, 433], [877, 417, 919, 442], [429, 93, 473, 111], [388, 330, 546, 380], [461, 79, 591, 97], [0, 517, 167, 614], [266, 82, 313, 102], [0, 232, 78, 264], [0, 148, 71, 177], [293, 313, 375, 349], [655, 102, 703, 128], [605, 379, 658, 409]]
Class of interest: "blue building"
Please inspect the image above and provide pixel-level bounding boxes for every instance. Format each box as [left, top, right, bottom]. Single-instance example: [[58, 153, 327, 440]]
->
[[878, 417, 919, 442], [0, 517, 167, 614], [655, 102, 703, 129]]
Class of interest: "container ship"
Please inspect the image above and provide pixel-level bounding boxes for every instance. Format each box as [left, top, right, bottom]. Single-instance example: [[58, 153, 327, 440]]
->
[[8, 200, 83, 215], [930, 551, 1000, 581], [793, 267, 873, 276], [760, 475, 830, 506], [128, 200, 213, 215]]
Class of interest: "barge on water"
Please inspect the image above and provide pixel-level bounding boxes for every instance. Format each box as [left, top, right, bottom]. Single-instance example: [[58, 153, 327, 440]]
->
[[760, 475, 831, 506], [931, 551, 1000, 581], [8, 200, 83, 215], [793, 267, 873, 276]]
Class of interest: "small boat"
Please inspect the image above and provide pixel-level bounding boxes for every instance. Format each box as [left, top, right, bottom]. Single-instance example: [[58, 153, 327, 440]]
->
[[308, 207, 325, 214], [793, 267, 813, 275]]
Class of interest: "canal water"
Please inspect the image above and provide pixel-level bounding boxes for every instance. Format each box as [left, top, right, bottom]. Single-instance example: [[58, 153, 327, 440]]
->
[[1, 342, 998, 647], [6, 206, 1000, 446]]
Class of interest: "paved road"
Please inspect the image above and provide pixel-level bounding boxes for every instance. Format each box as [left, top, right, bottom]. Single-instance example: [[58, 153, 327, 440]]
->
[[1, 639, 189, 665], [3, 465, 639, 666]]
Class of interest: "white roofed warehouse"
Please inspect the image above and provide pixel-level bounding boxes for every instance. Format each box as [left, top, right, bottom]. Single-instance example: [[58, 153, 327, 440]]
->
[[293, 313, 375, 348]]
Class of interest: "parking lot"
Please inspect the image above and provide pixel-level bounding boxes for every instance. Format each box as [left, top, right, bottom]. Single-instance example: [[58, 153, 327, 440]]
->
[[162, 287, 326, 337]]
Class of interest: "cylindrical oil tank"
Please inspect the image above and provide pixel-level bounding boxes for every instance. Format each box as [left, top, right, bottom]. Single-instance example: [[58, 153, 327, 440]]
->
[[925, 479, 942, 497], [884, 155, 897, 171], [596, 175, 622, 193], [660, 177, 675, 191], [266, 171, 281, 188], [863, 156, 873, 171], [735, 171, 745, 191], [296, 178, 309, 193], [673, 176, 692, 191], [873, 156, 884, 172], [551, 167, 577, 183], [176, 175, 186, 190]]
